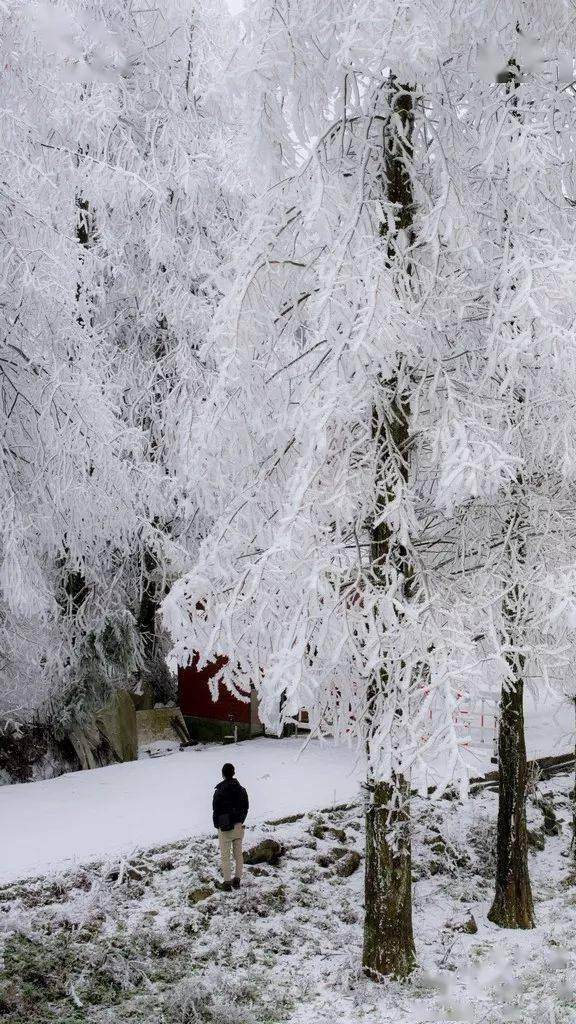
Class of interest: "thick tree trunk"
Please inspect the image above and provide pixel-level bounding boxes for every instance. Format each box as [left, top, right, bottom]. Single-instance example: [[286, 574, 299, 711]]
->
[[364, 384, 415, 979], [363, 775, 415, 980], [364, 383, 416, 980], [362, 77, 418, 981], [486, 66, 534, 929], [488, 469, 534, 929], [487, 674, 535, 928]]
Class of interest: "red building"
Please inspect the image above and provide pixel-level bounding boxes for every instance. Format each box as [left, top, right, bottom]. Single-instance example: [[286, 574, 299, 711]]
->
[[178, 654, 263, 742]]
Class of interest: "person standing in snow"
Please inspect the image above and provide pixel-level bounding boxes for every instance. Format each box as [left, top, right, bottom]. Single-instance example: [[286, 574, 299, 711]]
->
[[213, 763, 249, 891]]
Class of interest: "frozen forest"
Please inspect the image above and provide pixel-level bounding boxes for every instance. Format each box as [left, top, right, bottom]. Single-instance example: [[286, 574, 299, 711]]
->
[[2, 0, 576, 1020]]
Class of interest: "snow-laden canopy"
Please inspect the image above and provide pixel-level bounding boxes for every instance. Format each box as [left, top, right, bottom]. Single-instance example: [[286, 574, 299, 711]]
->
[[164, 0, 576, 788]]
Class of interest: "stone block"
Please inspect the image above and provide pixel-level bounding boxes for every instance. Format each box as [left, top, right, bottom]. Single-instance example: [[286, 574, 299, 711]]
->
[[95, 689, 138, 763], [137, 707, 189, 745]]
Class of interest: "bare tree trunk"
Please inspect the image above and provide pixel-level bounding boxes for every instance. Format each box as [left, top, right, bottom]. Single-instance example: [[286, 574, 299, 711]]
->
[[362, 76, 418, 981], [363, 775, 415, 979], [488, 496, 534, 930], [486, 61, 534, 930], [488, 672, 534, 928], [363, 387, 415, 979]]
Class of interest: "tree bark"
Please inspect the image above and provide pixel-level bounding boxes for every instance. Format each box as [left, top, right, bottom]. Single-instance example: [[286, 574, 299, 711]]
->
[[362, 77, 418, 981], [363, 386, 415, 979], [487, 456, 534, 928], [486, 63, 535, 928], [487, 672, 535, 928], [363, 775, 415, 979]]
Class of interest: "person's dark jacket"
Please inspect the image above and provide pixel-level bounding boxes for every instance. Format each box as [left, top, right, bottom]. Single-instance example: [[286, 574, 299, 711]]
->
[[212, 778, 249, 831]]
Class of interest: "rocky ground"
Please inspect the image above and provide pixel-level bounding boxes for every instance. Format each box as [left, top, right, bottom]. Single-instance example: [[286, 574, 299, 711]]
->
[[1, 773, 575, 1023]]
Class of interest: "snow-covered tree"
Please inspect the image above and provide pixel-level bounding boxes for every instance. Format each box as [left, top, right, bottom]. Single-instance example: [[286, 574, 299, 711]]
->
[[163, 0, 476, 979], [164, 0, 576, 973], [0, 0, 240, 731], [0, 0, 148, 721], [71, 0, 244, 693], [436, 40, 576, 929]]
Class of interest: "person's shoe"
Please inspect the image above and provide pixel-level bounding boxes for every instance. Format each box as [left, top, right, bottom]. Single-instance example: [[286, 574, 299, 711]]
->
[[232, 877, 241, 890], [222, 880, 233, 892]]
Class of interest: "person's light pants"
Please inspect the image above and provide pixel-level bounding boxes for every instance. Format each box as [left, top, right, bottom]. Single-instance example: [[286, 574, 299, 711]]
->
[[218, 823, 244, 881]]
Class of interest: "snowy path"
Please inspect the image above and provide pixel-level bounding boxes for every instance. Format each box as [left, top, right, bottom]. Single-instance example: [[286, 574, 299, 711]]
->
[[1, 693, 572, 887], [0, 738, 363, 886]]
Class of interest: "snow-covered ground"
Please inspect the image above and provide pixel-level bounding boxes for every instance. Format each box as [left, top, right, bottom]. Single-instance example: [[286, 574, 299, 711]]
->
[[1, 769, 574, 1023], [1, 692, 572, 887], [0, 738, 364, 886]]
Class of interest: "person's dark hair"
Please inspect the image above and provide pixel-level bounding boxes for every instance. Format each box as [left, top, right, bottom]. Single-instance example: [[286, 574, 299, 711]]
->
[[222, 763, 235, 779]]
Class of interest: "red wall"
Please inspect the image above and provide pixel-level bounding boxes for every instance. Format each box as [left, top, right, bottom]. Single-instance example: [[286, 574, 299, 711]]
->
[[178, 654, 251, 723]]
